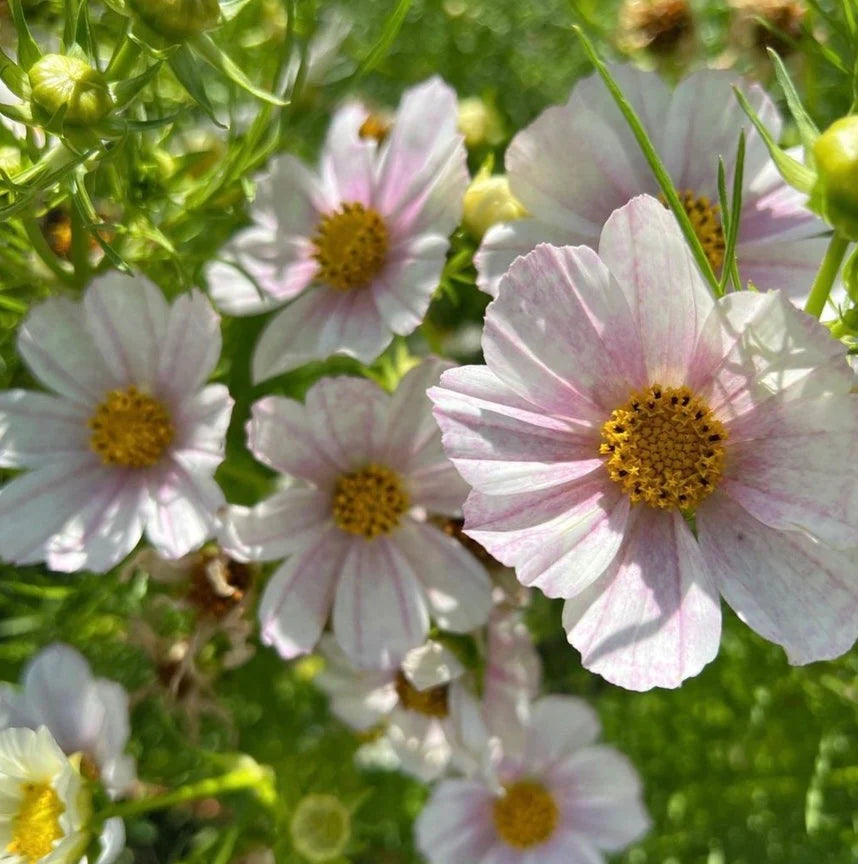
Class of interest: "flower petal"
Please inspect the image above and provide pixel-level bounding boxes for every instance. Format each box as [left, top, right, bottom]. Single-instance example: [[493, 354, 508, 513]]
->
[[415, 780, 496, 864], [0, 390, 89, 468], [332, 535, 430, 669], [394, 521, 492, 632], [429, 364, 603, 495], [386, 708, 451, 781], [562, 507, 721, 690], [84, 272, 170, 389], [698, 493, 858, 665], [401, 640, 465, 690], [598, 195, 714, 387], [523, 696, 601, 770], [252, 286, 391, 382], [483, 243, 648, 421], [320, 102, 377, 205], [171, 384, 233, 473], [206, 258, 291, 317], [464, 477, 629, 599], [475, 218, 581, 298], [221, 488, 332, 562]]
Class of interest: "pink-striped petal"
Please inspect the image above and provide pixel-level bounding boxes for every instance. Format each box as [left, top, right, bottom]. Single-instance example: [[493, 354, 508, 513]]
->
[[415, 780, 496, 864]]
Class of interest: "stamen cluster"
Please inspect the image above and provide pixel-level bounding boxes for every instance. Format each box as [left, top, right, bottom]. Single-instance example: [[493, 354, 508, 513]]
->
[[394, 671, 450, 718], [331, 463, 409, 539], [600, 384, 727, 511], [8, 782, 65, 864], [662, 190, 725, 273], [312, 202, 389, 291], [492, 780, 559, 849], [88, 386, 174, 468]]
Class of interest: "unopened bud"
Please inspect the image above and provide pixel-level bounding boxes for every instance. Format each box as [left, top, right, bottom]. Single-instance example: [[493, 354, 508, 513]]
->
[[457, 97, 504, 149], [812, 115, 858, 240], [28, 54, 113, 125], [463, 169, 528, 238], [289, 794, 351, 863], [128, 0, 221, 41]]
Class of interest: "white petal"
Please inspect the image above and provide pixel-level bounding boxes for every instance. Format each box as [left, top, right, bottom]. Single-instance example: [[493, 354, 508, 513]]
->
[[172, 384, 233, 473], [401, 640, 465, 690], [523, 696, 601, 770]]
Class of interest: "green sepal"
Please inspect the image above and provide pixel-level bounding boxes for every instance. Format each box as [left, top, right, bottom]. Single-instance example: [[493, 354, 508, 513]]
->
[[768, 48, 819, 157], [167, 45, 226, 127]]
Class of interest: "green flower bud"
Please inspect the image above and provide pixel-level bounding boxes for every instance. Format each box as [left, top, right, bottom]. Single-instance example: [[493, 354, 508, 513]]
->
[[28, 55, 113, 126], [463, 167, 528, 239], [128, 0, 221, 41], [458, 97, 504, 149], [812, 115, 858, 241]]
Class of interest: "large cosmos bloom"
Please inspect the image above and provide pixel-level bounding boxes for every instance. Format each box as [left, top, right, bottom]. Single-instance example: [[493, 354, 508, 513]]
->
[[0, 275, 233, 573], [415, 696, 649, 864], [431, 195, 858, 691], [222, 359, 492, 669], [206, 77, 468, 382], [477, 66, 832, 307], [0, 644, 135, 798]]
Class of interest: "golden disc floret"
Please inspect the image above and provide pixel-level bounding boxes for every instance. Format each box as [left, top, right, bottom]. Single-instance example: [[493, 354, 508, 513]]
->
[[312, 202, 389, 291], [89, 386, 174, 468], [660, 190, 725, 273], [331, 463, 409, 539], [600, 384, 727, 511], [394, 671, 450, 718], [492, 780, 558, 849], [7, 782, 65, 864]]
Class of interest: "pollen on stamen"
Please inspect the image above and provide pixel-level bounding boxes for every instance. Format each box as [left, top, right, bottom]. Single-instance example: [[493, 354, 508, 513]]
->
[[7, 781, 65, 864], [600, 384, 728, 511], [659, 190, 726, 273], [89, 386, 174, 469], [394, 671, 450, 718], [331, 463, 409, 539], [312, 202, 389, 291], [492, 780, 559, 849]]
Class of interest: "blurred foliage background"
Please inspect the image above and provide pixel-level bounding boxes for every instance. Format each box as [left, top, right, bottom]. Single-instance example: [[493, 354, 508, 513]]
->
[[1, 0, 858, 862]]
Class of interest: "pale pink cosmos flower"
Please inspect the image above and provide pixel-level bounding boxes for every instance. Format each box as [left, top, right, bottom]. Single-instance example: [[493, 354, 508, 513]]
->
[[0, 274, 233, 573], [206, 77, 468, 382], [431, 195, 858, 691], [221, 359, 492, 669], [478, 67, 833, 308], [415, 695, 649, 864]]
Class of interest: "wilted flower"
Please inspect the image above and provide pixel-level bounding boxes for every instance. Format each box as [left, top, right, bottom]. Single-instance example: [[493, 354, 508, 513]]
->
[[477, 67, 832, 306], [0, 644, 136, 798], [206, 77, 468, 381], [222, 359, 492, 668], [0, 274, 233, 573], [618, 0, 694, 56], [729, 0, 805, 56], [415, 695, 649, 863], [432, 196, 858, 690]]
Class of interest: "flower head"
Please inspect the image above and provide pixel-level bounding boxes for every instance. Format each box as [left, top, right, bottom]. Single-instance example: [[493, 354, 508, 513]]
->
[[415, 695, 649, 864], [222, 359, 492, 669], [477, 67, 833, 308], [432, 195, 858, 690], [0, 645, 135, 799], [0, 274, 233, 573], [206, 77, 468, 381]]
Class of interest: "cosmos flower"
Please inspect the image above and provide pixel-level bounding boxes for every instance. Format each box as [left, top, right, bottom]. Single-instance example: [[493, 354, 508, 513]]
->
[[0, 274, 233, 573], [431, 195, 858, 691], [206, 77, 468, 382], [476, 66, 832, 308], [222, 359, 492, 668], [415, 695, 649, 864], [0, 644, 135, 799], [0, 725, 123, 864]]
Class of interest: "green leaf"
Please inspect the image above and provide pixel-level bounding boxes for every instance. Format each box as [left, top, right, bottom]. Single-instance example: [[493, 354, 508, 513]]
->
[[0, 48, 27, 97], [733, 85, 817, 194], [718, 132, 745, 294], [768, 48, 819, 155], [220, 0, 257, 22], [111, 60, 164, 110], [69, 171, 134, 274], [572, 25, 721, 296], [190, 34, 288, 106], [8, 0, 42, 71], [357, 0, 413, 79], [167, 45, 225, 127]]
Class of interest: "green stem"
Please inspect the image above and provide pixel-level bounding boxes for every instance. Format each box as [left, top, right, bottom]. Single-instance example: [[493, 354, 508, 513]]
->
[[92, 762, 273, 830], [804, 233, 850, 319]]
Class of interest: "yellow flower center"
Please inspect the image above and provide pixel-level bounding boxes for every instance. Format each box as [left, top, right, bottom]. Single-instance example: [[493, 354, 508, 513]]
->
[[312, 202, 389, 291], [331, 463, 409, 539], [394, 671, 450, 718], [88, 386, 174, 468], [358, 113, 393, 143], [600, 384, 727, 511], [7, 782, 65, 864], [492, 780, 558, 849], [660, 190, 725, 273]]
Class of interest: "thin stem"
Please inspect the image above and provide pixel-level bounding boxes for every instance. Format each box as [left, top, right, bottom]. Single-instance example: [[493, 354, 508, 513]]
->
[[92, 762, 273, 830], [804, 233, 850, 319]]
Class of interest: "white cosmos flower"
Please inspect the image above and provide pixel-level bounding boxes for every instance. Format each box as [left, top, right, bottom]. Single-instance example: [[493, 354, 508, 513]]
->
[[0, 273, 233, 573], [0, 644, 135, 799]]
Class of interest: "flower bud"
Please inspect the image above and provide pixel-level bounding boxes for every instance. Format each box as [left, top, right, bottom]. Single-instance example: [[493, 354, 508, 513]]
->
[[812, 115, 858, 240], [28, 55, 113, 125], [289, 794, 351, 863], [463, 168, 528, 238], [457, 97, 504, 149], [128, 0, 221, 41]]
